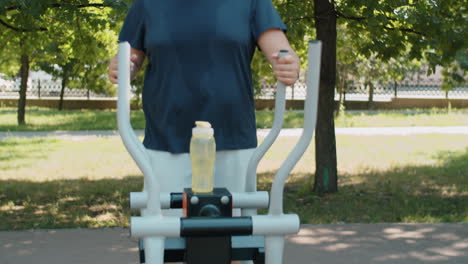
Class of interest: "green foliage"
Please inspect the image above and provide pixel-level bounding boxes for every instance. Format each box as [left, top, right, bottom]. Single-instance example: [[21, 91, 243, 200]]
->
[[335, 0, 467, 70], [266, 1, 468, 98], [0, 2, 129, 71], [1, 0, 466, 117], [441, 62, 467, 92], [250, 0, 315, 90], [0, 0, 130, 119], [2, 107, 468, 132]]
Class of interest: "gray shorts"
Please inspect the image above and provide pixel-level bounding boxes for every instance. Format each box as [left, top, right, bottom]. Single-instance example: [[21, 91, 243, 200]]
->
[[145, 148, 256, 216], [144, 148, 257, 264]]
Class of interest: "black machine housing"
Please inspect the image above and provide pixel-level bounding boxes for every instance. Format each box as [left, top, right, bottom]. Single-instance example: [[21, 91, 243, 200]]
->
[[138, 188, 265, 263]]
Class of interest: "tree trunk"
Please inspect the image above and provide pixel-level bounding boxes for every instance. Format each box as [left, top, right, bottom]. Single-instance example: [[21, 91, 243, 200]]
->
[[17, 54, 30, 125], [446, 91, 451, 112], [38, 79, 41, 98], [313, 0, 338, 194], [335, 90, 342, 117], [367, 82, 374, 109], [393, 80, 398, 98], [59, 77, 67, 111], [335, 74, 346, 117]]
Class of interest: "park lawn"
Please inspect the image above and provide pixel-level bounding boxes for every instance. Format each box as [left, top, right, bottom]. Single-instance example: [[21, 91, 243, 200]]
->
[[1, 107, 468, 131], [0, 134, 467, 230]]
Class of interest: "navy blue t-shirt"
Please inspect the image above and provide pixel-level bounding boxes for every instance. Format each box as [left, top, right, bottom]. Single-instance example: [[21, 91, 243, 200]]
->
[[119, 0, 287, 153]]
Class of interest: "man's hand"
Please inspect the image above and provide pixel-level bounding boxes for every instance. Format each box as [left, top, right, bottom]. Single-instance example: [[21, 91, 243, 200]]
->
[[257, 29, 301, 86], [108, 48, 145, 84], [271, 52, 300, 86]]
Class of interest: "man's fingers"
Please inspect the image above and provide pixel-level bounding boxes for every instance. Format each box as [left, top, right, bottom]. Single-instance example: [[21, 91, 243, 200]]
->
[[273, 63, 296, 72], [271, 52, 279, 60], [130, 54, 139, 62], [108, 70, 118, 82], [278, 54, 295, 63], [276, 71, 297, 78], [109, 75, 117, 84], [277, 76, 296, 86]]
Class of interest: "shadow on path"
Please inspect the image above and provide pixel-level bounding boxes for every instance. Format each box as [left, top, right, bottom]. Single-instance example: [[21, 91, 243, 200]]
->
[[0, 224, 466, 264]]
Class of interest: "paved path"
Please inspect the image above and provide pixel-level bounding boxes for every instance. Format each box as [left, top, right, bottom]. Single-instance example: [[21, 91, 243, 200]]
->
[[1, 126, 468, 140], [1, 223, 467, 264]]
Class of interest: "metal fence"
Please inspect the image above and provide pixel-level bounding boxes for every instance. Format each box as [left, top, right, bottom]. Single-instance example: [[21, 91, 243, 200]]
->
[[1, 79, 467, 100], [255, 81, 468, 100], [0, 79, 111, 98]]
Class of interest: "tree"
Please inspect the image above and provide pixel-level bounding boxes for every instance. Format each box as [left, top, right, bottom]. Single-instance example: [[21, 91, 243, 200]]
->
[[269, 0, 467, 194], [352, 54, 388, 109], [336, 23, 359, 115], [37, 50, 80, 111], [336, 0, 467, 70], [441, 61, 467, 110], [313, 0, 338, 193], [384, 57, 423, 98], [0, 0, 127, 123]]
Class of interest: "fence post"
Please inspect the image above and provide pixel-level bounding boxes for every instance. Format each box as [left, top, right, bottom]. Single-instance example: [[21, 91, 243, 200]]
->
[[292, 84, 295, 100], [38, 79, 41, 98]]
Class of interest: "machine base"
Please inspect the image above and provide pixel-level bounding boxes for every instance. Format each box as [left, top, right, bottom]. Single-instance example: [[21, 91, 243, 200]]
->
[[139, 236, 265, 263]]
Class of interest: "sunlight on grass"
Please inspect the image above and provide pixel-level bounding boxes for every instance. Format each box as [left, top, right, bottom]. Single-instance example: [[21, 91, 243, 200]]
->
[[1, 107, 468, 131], [335, 110, 468, 127], [0, 138, 60, 171], [0, 109, 145, 131], [1, 134, 467, 229], [0, 137, 140, 181]]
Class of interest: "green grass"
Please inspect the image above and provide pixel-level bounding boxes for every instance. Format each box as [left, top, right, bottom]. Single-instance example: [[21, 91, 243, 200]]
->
[[279, 150, 468, 224], [1, 135, 467, 230], [0, 108, 145, 131], [1, 107, 467, 131]]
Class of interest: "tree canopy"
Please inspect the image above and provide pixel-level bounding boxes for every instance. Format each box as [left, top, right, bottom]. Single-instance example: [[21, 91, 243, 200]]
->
[[0, 0, 129, 122], [262, 0, 467, 193]]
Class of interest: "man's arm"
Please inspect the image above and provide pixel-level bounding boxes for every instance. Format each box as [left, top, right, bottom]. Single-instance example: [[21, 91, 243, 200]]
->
[[257, 29, 301, 86]]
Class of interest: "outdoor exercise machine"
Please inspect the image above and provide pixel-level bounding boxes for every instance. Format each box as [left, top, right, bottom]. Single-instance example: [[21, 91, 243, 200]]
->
[[117, 40, 322, 264]]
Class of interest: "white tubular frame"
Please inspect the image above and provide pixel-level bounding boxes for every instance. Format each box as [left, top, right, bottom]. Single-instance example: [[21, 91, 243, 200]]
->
[[243, 50, 289, 217], [245, 51, 289, 191], [230, 191, 269, 209], [131, 216, 181, 238], [268, 41, 322, 216], [118, 42, 166, 264], [264, 41, 322, 264], [130, 214, 298, 238], [130, 191, 269, 210], [251, 214, 300, 235], [118, 42, 162, 215]]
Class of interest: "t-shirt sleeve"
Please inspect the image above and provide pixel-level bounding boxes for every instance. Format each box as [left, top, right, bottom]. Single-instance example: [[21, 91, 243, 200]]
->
[[251, 0, 288, 43], [118, 0, 146, 52]]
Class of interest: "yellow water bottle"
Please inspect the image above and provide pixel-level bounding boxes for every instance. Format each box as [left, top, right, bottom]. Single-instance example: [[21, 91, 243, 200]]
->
[[190, 121, 216, 193]]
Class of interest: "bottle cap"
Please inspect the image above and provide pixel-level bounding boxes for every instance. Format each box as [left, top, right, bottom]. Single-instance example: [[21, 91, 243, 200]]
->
[[192, 121, 214, 136]]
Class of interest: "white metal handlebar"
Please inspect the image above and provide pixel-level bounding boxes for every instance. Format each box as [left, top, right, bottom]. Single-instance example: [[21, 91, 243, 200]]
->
[[245, 51, 289, 193], [264, 41, 322, 264], [117, 42, 162, 215], [268, 41, 322, 215]]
